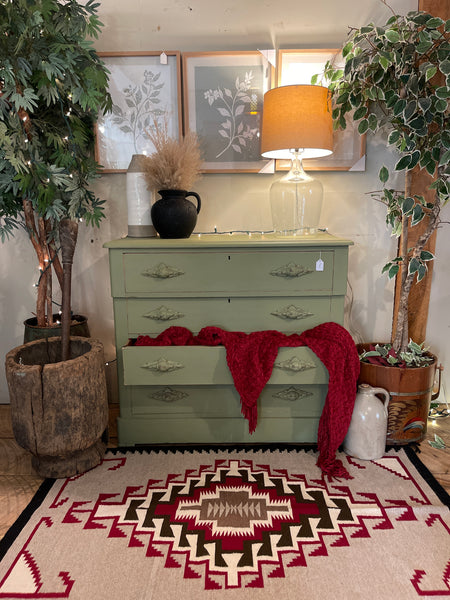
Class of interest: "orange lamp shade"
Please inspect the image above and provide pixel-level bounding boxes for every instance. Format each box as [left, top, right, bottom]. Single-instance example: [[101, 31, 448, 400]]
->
[[260, 85, 333, 160]]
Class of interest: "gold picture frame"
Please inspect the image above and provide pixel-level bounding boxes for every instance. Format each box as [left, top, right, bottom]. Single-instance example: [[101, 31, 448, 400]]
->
[[183, 51, 275, 173], [95, 51, 182, 173]]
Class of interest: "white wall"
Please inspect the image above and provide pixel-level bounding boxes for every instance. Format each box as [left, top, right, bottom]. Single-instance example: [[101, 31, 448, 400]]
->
[[2, 0, 448, 403]]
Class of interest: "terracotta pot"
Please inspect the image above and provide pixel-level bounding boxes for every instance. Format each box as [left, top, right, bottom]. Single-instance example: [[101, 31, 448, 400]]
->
[[5, 336, 108, 478], [357, 343, 439, 445]]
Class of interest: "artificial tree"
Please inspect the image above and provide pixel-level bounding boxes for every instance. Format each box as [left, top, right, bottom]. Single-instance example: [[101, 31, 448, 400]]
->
[[321, 6, 449, 360], [0, 0, 112, 359]]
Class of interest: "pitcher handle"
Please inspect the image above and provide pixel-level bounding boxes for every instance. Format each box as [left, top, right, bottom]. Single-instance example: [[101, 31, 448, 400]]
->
[[373, 387, 390, 416], [186, 192, 201, 214], [432, 364, 444, 401]]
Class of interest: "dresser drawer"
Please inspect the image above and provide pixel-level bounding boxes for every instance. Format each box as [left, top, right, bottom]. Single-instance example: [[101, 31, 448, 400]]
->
[[122, 346, 328, 386], [122, 249, 335, 296], [118, 384, 326, 444], [129, 384, 326, 418], [125, 296, 343, 335]]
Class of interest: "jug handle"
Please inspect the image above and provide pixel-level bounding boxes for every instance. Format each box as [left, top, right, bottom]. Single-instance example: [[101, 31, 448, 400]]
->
[[431, 364, 443, 401], [186, 192, 201, 214], [373, 387, 390, 417]]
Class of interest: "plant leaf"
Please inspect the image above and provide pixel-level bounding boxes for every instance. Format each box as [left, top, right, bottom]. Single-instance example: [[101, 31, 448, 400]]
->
[[379, 165, 389, 183], [385, 29, 401, 43], [395, 155, 412, 171]]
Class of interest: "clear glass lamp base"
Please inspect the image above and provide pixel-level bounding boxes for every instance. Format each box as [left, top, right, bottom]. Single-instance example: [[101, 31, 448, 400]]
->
[[269, 157, 323, 235]]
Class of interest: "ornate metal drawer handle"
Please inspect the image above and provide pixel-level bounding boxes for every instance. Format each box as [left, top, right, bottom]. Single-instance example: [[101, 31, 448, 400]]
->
[[141, 263, 184, 279], [273, 386, 313, 401], [141, 358, 184, 372], [149, 387, 189, 402], [274, 357, 316, 372], [143, 306, 184, 321], [271, 305, 314, 320], [270, 262, 314, 278]]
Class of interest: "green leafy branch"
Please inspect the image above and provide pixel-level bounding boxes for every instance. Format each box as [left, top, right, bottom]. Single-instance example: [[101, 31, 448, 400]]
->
[[320, 8, 449, 353]]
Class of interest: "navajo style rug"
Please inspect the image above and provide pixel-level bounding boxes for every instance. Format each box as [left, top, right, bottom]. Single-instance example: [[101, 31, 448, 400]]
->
[[0, 446, 449, 599]]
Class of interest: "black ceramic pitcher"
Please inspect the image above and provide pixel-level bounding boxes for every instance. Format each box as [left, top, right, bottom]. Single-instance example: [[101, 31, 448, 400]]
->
[[151, 189, 201, 238]]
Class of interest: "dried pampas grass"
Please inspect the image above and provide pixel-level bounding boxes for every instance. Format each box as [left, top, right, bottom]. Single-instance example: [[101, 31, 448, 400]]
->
[[143, 120, 203, 191]]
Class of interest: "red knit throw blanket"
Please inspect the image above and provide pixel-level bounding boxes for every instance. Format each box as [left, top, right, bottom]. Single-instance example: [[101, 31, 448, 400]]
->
[[136, 322, 360, 480]]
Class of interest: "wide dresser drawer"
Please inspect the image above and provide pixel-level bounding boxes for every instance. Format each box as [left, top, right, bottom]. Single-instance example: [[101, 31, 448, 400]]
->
[[128, 384, 325, 418], [124, 296, 344, 335], [118, 384, 327, 445], [121, 249, 336, 296], [122, 346, 328, 386]]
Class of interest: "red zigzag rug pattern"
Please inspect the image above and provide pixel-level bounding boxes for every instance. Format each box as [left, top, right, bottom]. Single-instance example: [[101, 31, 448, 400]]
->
[[0, 447, 449, 599]]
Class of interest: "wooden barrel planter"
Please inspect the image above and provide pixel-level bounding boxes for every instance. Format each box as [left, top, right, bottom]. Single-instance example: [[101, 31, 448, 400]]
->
[[357, 343, 440, 445], [23, 314, 90, 343], [5, 336, 108, 478]]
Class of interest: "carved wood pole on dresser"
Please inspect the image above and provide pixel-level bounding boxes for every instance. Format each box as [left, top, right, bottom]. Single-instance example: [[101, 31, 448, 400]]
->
[[392, 0, 450, 344], [59, 219, 78, 361]]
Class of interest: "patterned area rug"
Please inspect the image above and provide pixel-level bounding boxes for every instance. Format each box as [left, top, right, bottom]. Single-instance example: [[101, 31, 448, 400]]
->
[[0, 446, 449, 599]]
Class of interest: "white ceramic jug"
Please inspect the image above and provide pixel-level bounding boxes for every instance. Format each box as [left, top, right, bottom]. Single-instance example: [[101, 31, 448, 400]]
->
[[343, 383, 389, 460]]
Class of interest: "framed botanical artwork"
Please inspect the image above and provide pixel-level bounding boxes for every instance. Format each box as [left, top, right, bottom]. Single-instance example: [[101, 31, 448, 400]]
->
[[183, 52, 275, 173], [95, 51, 182, 172], [277, 49, 366, 172]]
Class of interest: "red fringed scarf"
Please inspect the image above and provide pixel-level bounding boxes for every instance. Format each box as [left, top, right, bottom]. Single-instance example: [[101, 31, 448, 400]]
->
[[136, 323, 360, 480]]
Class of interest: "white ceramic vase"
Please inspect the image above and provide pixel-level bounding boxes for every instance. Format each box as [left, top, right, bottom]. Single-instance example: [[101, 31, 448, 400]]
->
[[126, 154, 155, 237], [343, 383, 389, 460]]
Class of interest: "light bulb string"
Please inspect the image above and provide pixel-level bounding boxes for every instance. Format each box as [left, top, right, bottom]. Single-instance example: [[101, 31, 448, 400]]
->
[[16, 80, 80, 186], [192, 227, 328, 236], [34, 244, 61, 288]]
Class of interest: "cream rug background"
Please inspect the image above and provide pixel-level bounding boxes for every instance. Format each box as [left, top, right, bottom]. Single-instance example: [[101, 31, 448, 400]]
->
[[0, 446, 449, 599]]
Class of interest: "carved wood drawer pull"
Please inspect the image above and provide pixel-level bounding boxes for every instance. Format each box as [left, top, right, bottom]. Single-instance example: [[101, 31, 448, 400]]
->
[[141, 263, 184, 279], [141, 358, 184, 372], [271, 305, 314, 320], [270, 262, 314, 278], [149, 387, 189, 402], [274, 357, 316, 372], [143, 306, 184, 321], [272, 386, 313, 401]]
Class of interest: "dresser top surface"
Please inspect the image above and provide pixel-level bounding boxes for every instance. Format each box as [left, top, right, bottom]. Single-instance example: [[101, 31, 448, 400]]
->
[[104, 232, 353, 250]]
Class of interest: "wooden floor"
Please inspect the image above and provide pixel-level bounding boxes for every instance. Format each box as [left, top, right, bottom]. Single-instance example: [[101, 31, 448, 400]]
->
[[1, 404, 449, 541]]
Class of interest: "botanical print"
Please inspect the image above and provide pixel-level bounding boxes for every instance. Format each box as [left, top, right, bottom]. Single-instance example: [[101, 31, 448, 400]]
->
[[96, 55, 180, 171], [204, 71, 258, 159], [109, 69, 166, 155], [194, 64, 265, 165]]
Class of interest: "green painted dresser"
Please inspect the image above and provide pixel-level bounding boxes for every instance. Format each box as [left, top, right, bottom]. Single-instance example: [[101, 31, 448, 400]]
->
[[104, 233, 352, 445]]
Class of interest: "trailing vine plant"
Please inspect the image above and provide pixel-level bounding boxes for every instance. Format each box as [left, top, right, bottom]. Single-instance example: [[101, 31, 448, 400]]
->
[[320, 4, 450, 356]]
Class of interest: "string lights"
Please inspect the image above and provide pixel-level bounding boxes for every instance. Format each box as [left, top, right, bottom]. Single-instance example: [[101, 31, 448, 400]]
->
[[193, 226, 329, 237], [32, 247, 61, 288]]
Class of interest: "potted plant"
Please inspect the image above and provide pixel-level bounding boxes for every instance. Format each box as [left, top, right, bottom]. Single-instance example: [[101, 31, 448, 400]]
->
[[321, 6, 449, 443], [143, 120, 203, 238], [2, 0, 112, 476], [0, 0, 112, 346]]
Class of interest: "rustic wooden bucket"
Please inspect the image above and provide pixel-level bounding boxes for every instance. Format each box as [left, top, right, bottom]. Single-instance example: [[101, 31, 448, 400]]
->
[[5, 336, 108, 478], [357, 343, 439, 445]]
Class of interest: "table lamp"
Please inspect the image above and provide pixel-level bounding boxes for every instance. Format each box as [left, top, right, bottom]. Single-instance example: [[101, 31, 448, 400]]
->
[[260, 85, 333, 235]]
